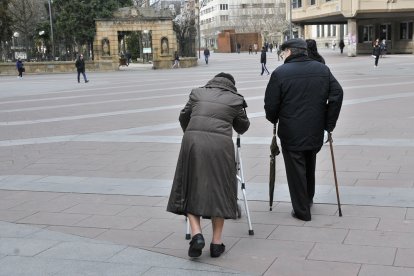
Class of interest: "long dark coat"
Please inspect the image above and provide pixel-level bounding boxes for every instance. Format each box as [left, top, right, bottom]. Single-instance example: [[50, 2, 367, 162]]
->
[[167, 76, 250, 219]]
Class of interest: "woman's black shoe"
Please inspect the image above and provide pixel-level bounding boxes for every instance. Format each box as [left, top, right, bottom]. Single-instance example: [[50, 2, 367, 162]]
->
[[188, 233, 205, 257], [210, 243, 225, 258]]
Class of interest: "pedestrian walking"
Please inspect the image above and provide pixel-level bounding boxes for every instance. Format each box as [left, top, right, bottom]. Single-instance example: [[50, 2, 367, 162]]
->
[[372, 38, 381, 68], [167, 72, 250, 258], [339, 39, 345, 54], [332, 39, 336, 50], [248, 45, 252, 55], [204, 48, 210, 64], [236, 43, 241, 54], [75, 54, 89, 83], [306, 39, 325, 64], [16, 58, 24, 79], [264, 38, 343, 221], [172, 52, 180, 68], [260, 46, 270, 75], [380, 39, 387, 57], [253, 43, 258, 54]]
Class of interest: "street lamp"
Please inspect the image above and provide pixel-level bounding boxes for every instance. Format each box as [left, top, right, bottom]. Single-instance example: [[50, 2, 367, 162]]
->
[[197, 0, 205, 59], [289, 0, 293, 39], [48, 0, 55, 60]]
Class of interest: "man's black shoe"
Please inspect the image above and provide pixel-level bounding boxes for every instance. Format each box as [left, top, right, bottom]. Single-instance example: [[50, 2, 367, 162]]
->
[[210, 243, 225, 258], [291, 210, 311, 221], [188, 233, 205, 257]]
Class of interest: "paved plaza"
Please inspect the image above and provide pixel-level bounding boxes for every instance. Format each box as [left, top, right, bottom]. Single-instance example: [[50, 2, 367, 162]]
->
[[1, 50, 414, 275]]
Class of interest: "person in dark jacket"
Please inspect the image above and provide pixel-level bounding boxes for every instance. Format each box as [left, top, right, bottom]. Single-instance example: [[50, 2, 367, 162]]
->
[[264, 38, 343, 221], [16, 58, 24, 79], [260, 46, 270, 75], [372, 38, 381, 68], [167, 73, 250, 258], [75, 54, 89, 83], [339, 39, 345, 54], [203, 48, 210, 64], [306, 39, 325, 64]]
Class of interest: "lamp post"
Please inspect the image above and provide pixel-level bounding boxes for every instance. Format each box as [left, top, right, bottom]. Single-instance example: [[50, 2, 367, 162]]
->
[[289, 0, 293, 39], [48, 0, 55, 60], [197, 0, 205, 59]]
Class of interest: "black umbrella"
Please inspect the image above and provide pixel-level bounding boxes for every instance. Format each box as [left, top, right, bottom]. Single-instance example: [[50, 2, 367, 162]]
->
[[269, 124, 280, 211]]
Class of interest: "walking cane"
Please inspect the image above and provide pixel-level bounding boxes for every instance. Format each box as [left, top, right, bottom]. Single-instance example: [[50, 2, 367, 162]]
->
[[328, 132, 342, 217]]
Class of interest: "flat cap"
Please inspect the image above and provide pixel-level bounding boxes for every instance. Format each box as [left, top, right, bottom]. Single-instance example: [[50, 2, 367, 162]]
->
[[281, 38, 307, 50]]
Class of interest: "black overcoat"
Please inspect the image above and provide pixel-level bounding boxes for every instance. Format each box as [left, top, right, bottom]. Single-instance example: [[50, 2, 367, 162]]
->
[[167, 77, 250, 219], [264, 54, 343, 151]]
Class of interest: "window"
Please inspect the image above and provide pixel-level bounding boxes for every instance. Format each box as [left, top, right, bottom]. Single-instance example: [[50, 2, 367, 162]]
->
[[264, 3, 274, 8], [241, 4, 247, 8], [400, 22, 413, 39], [380, 24, 392, 40], [327, 24, 331, 36], [220, 4, 228, 10], [317, 25, 321, 38], [292, 0, 302, 8], [220, 15, 228, 22], [358, 25, 374, 42], [309, 0, 316, 4], [332, 25, 336, 36]]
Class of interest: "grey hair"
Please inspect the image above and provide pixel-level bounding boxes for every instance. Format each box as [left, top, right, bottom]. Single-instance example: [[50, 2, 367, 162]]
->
[[290, 48, 308, 56]]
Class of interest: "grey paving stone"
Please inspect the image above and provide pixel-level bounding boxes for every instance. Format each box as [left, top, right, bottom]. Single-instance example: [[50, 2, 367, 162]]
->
[[268, 225, 348, 243], [395, 248, 414, 267], [76, 214, 148, 230], [345, 229, 414, 248], [0, 256, 66, 276], [308, 243, 396, 265], [376, 218, 414, 232], [46, 225, 108, 239], [54, 259, 151, 276], [359, 264, 414, 276], [0, 237, 59, 256], [0, 221, 42, 238], [37, 241, 126, 261], [304, 214, 379, 230], [142, 267, 248, 276], [17, 211, 90, 226], [96, 228, 172, 247], [109, 246, 240, 273], [264, 257, 361, 276], [340, 205, 407, 219]]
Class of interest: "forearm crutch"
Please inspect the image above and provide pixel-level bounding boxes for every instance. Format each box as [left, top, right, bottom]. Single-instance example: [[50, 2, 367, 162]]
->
[[328, 132, 343, 217]]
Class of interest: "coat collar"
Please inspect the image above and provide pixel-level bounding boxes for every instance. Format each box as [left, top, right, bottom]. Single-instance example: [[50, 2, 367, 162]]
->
[[204, 77, 238, 94], [284, 53, 311, 64]]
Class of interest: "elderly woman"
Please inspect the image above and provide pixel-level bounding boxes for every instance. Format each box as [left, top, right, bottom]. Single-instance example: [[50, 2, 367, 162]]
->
[[167, 72, 250, 258]]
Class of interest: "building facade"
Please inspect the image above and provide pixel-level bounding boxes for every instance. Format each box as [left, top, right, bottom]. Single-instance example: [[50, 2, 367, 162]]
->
[[199, 0, 287, 49], [291, 0, 414, 56]]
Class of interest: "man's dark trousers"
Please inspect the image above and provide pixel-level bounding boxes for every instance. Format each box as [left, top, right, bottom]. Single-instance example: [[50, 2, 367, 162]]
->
[[282, 147, 319, 221]]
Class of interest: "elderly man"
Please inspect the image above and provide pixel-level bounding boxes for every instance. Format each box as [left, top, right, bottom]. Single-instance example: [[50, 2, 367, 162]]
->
[[264, 38, 343, 221]]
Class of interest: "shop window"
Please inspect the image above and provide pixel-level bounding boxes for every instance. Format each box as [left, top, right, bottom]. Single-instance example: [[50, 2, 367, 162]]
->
[[358, 25, 374, 42], [400, 22, 413, 40]]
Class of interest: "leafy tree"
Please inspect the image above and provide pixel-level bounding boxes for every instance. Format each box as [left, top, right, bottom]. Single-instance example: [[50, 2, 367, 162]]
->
[[53, 0, 132, 59], [0, 0, 13, 42]]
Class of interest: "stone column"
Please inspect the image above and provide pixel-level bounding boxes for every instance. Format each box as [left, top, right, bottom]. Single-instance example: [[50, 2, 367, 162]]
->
[[347, 19, 357, 57]]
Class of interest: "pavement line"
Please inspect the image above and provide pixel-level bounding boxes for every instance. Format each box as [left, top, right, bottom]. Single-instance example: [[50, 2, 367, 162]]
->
[[2, 134, 414, 148], [2, 174, 414, 207], [2, 89, 414, 126]]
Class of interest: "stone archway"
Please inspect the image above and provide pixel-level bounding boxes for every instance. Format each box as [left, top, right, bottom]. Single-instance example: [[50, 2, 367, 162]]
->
[[94, 7, 176, 69]]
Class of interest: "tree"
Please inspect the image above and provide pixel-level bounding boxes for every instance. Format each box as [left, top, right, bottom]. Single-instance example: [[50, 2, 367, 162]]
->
[[0, 0, 13, 42], [7, 0, 45, 60], [53, 0, 132, 59], [173, 9, 196, 57]]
